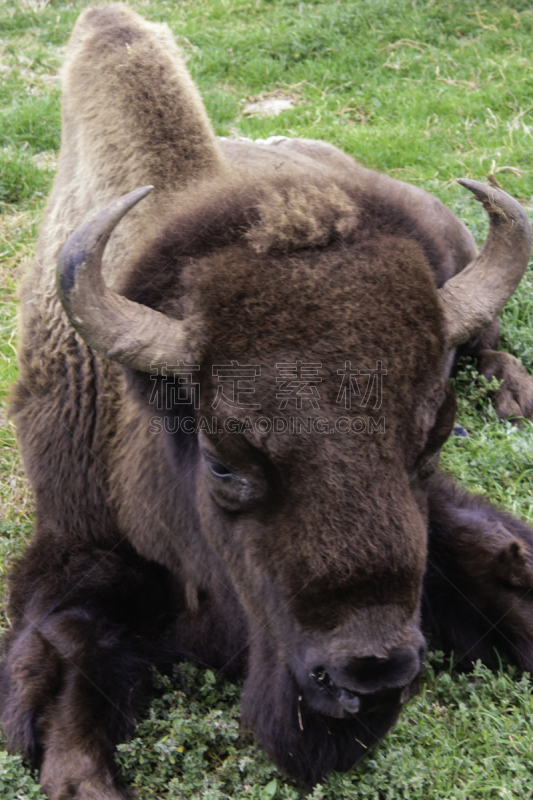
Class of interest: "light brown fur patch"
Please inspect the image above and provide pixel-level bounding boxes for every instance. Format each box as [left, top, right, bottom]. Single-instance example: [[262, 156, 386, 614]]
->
[[246, 183, 358, 253]]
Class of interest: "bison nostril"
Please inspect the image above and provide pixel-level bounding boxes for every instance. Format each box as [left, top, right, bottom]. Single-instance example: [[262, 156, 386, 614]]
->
[[309, 668, 362, 712], [310, 667, 335, 691], [344, 646, 421, 691]]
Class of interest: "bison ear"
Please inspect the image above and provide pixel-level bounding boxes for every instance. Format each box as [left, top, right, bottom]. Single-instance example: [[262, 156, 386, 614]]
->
[[493, 540, 533, 589]]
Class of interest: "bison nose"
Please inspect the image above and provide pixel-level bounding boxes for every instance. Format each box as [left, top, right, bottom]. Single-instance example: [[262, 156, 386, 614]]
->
[[305, 645, 424, 718], [341, 645, 422, 693]]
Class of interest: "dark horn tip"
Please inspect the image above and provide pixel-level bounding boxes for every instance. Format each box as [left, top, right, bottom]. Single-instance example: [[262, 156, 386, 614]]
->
[[57, 184, 155, 310], [457, 177, 530, 230], [457, 177, 493, 203], [57, 228, 87, 301]]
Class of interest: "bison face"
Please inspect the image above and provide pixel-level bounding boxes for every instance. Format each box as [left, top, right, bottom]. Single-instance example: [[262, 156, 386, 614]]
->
[[190, 364, 446, 779], [55, 176, 530, 784], [168, 232, 455, 780]]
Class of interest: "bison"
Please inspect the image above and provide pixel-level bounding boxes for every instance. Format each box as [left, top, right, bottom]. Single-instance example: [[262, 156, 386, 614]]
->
[[3, 5, 533, 799]]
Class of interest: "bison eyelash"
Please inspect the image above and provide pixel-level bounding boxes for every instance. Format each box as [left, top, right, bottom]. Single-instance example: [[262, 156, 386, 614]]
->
[[207, 460, 234, 480]]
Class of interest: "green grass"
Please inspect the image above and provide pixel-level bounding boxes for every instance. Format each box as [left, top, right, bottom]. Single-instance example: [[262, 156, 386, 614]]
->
[[1, 0, 533, 797], [113, 658, 533, 800]]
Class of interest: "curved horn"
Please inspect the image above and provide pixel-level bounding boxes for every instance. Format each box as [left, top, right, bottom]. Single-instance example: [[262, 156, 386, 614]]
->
[[439, 179, 532, 349], [57, 187, 187, 373]]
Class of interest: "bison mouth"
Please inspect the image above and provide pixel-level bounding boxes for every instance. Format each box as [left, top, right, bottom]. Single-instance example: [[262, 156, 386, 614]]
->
[[306, 665, 420, 718], [294, 640, 426, 720], [241, 631, 426, 785], [242, 642, 420, 786]]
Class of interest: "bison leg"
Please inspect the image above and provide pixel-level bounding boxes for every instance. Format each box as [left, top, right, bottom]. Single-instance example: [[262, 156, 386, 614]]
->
[[424, 471, 533, 670], [0, 537, 177, 800], [459, 320, 533, 420]]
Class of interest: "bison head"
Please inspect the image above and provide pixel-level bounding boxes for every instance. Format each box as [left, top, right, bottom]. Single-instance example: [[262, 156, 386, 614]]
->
[[55, 172, 530, 783]]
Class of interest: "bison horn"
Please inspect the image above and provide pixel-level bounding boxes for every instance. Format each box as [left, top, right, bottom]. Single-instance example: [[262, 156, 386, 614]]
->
[[56, 186, 187, 374], [439, 179, 532, 349], [58, 181, 531, 368]]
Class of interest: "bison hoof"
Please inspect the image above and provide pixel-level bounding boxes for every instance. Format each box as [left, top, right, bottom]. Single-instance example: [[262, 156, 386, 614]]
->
[[452, 424, 468, 438], [478, 350, 533, 422]]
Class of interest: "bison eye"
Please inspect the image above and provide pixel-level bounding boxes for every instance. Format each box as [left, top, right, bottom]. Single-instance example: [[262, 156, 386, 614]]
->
[[202, 448, 261, 511], [207, 460, 234, 480]]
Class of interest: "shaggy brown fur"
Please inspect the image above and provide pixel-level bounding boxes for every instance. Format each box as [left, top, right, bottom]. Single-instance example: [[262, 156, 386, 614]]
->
[[4, 6, 533, 799]]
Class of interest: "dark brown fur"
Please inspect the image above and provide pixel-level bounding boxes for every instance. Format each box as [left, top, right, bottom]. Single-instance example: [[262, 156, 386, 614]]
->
[[4, 6, 533, 799]]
